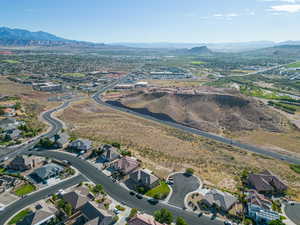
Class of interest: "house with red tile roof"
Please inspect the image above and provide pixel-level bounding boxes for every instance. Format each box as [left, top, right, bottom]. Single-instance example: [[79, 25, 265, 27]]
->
[[128, 213, 166, 225]]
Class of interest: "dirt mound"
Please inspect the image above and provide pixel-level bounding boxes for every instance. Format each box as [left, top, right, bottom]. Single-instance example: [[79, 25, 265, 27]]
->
[[110, 90, 285, 134]]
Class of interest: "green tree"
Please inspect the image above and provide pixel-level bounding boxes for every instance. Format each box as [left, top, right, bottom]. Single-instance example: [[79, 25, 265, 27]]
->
[[93, 184, 104, 195], [185, 168, 194, 176], [111, 142, 121, 148], [14, 102, 21, 110], [0, 108, 4, 116], [269, 219, 286, 225], [176, 217, 188, 225], [64, 203, 73, 216], [128, 208, 138, 220], [154, 208, 173, 224]]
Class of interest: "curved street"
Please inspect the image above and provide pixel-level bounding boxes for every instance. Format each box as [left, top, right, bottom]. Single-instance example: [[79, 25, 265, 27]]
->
[[92, 92, 300, 165], [0, 175, 86, 225], [32, 150, 222, 225]]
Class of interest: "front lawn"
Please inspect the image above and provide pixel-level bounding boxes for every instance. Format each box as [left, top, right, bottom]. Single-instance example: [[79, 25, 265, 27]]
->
[[286, 61, 300, 68], [14, 184, 36, 196], [145, 181, 170, 199], [63, 72, 85, 78], [8, 208, 31, 225]]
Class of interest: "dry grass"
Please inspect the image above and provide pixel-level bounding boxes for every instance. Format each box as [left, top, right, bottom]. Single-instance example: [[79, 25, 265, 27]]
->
[[0, 76, 61, 131], [58, 99, 300, 200]]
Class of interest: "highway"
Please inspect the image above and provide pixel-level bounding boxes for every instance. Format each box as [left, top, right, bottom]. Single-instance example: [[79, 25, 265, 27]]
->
[[92, 92, 300, 165], [0, 175, 86, 225], [33, 150, 223, 225]]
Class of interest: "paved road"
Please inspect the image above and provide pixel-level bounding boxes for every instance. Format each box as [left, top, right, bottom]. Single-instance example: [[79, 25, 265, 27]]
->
[[284, 203, 300, 225], [92, 93, 300, 165], [168, 173, 200, 208], [0, 174, 86, 225], [0, 101, 70, 160], [33, 150, 223, 225]]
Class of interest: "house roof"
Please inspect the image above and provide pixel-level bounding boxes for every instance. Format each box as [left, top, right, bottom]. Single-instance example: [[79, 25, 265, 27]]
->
[[63, 191, 88, 210], [9, 155, 31, 166], [100, 144, 120, 161], [204, 189, 238, 211], [69, 139, 92, 149], [81, 201, 113, 225], [56, 132, 70, 146], [115, 156, 139, 174], [34, 163, 63, 180], [17, 210, 55, 225], [0, 118, 17, 126], [248, 171, 287, 192], [130, 169, 159, 186], [128, 214, 165, 225], [246, 190, 272, 210]]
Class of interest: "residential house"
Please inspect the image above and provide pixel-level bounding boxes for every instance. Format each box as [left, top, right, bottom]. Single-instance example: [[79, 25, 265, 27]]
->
[[69, 139, 92, 152], [0, 118, 22, 131], [33, 163, 63, 183], [17, 209, 56, 225], [202, 189, 238, 212], [63, 191, 89, 211], [6, 129, 21, 140], [3, 108, 16, 117], [128, 213, 166, 225], [246, 189, 279, 224], [81, 201, 113, 225], [99, 144, 120, 162], [247, 171, 287, 194], [0, 175, 19, 193], [8, 155, 33, 171], [111, 156, 139, 175], [129, 169, 160, 189], [54, 132, 70, 148]]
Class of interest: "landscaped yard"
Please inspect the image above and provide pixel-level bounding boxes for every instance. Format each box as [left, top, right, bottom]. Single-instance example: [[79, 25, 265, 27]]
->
[[145, 181, 170, 199], [191, 61, 206, 65], [63, 72, 85, 78], [8, 208, 31, 225], [14, 184, 36, 196]]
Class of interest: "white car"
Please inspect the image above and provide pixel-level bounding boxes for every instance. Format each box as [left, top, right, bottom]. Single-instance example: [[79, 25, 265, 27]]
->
[[113, 209, 120, 214]]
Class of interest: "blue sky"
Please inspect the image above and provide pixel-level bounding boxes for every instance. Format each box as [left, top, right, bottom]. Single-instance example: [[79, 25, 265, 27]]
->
[[1, 0, 300, 43]]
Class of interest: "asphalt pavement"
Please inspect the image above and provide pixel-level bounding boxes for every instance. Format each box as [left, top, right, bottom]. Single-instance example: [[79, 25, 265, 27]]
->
[[0, 174, 86, 225], [284, 203, 300, 225], [33, 150, 223, 225], [168, 173, 200, 208], [92, 93, 300, 165]]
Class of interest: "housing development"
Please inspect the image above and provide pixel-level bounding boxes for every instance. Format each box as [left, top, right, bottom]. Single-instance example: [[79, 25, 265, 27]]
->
[[0, 12, 300, 225]]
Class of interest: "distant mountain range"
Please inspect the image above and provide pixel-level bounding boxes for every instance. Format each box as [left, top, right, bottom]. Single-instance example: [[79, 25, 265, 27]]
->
[[0, 27, 104, 47], [1, 26, 300, 52]]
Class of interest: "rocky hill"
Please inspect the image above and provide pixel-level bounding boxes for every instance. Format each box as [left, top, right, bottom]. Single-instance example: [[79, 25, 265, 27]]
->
[[0, 27, 105, 47], [106, 89, 285, 134]]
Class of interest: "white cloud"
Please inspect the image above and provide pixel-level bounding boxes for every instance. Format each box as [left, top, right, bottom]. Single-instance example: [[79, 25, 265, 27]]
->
[[269, 4, 300, 12]]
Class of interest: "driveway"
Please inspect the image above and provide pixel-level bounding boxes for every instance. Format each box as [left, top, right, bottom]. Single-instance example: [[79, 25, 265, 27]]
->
[[168, 173, 201, 208], [284, 203, 300, 225]]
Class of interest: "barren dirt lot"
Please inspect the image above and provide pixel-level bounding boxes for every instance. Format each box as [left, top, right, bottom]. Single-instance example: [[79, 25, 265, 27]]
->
[[58, 99, 300, 200], [0, 77, 61, 131]]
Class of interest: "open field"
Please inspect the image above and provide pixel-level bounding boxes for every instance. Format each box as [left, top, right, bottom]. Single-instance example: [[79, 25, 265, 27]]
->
[[58, 99, 300, 200], [63, 72, 85, 77], [0, 77, 61, 133], [286, 61, 300, 68], [1, 59, 20, 64]]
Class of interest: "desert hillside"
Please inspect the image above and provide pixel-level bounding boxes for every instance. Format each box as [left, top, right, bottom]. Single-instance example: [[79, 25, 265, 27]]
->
[[106, 88, 286, 134]]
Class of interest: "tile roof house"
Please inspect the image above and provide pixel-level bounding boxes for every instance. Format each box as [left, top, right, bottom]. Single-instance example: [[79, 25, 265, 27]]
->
[[81, 201, 113, 225], [17, 209, 56, 225], [128, 213, 166, 225], [129, 169, 160, 189], [63, 191, 89, 211], [247, 171, 287, 194], [246, 190, 272, 210], [69, 139, 92, 152], [8, 155, 33, 171], [0, 118, 21, 131], [99, 144, 120, 162], [33, 163, 63, 182], [112, 156, 139, 175], [7, 129, 21, 140], [3, 108, 16, 117], [202, 189, 238, 211]]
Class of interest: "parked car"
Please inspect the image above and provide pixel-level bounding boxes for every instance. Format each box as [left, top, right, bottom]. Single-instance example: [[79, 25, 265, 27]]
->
[[224, 220, 232, 225], [113, 209, 120, 214], [136, 194, 143, 199]]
